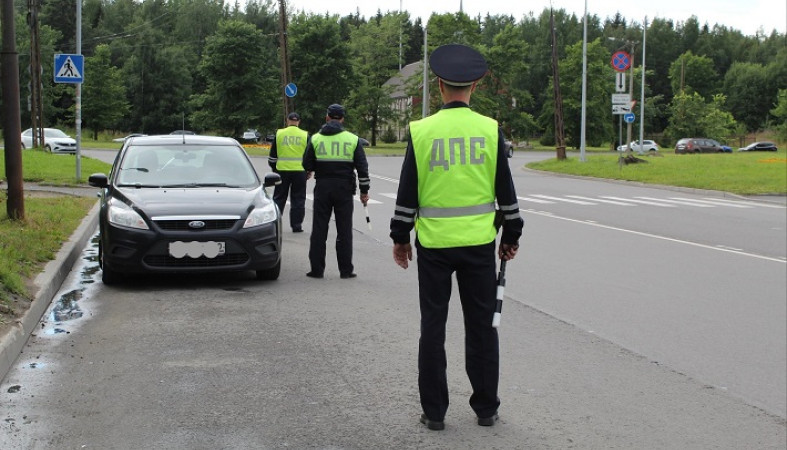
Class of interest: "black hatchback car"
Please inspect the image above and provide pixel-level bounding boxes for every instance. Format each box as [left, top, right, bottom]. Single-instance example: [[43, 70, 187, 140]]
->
[[88, 135, 282, 284]]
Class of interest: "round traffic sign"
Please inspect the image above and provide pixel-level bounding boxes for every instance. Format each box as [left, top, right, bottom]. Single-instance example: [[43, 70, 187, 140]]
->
[[623, 112, 635, 123], [284, 82, 297, 98], [611, 51, 631, 72]]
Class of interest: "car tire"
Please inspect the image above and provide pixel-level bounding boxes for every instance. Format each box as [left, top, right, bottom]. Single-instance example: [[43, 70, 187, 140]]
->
[[98, 243, 121, 285], [44, 144, 52, 153], [256, 258, 281, 281]]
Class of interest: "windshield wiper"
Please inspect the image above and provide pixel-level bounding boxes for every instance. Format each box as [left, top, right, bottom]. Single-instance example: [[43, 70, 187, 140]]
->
[[160, 183, 237, 188]]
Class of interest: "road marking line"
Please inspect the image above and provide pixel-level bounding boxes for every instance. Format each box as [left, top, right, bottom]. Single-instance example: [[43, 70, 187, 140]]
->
[[602, 196, 676, 207], [671, 198, 752, 208], [531, 194, 596, 205], [636, 196, 713, 207], [566, 195, 634, 206], [522, 209, 785, 263], [518, 196, 554, 204], [702, 198, 785, 209]]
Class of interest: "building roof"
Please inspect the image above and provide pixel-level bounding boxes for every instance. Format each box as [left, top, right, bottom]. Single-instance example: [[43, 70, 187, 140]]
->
[[384, 61, 424, 98]]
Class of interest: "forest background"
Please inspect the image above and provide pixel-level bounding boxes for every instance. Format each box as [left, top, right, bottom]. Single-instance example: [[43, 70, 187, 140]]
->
[[4, 0, 786, 149]]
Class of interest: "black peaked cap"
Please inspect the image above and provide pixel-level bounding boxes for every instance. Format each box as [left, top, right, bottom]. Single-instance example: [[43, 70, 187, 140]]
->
[[429, 44, 488, 86]]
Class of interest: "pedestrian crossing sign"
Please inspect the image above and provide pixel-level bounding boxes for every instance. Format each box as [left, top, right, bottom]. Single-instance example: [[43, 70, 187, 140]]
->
[[54, 54, 84, 84]]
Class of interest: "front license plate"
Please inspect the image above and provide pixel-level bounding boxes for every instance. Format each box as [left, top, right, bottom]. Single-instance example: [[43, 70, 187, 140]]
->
[[168, 241, 226, 259]]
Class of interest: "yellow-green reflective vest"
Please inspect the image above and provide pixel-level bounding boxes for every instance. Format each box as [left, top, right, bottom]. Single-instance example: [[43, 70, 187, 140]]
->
[[275, 126, 308, 171], [311, 131, 359, 162], [411, 107, 498, 249]]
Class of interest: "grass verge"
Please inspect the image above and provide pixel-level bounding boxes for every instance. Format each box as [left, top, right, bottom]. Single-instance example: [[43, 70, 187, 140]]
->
[[527, 151, 787, 195]]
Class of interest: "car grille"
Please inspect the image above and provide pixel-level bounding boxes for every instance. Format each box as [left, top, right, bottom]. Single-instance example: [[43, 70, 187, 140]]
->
[[155, 219, 238, 231], [144, 252, 250, 268]]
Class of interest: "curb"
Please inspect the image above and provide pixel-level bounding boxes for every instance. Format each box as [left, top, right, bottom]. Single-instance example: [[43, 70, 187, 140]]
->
[[0, 202, 99, 382]]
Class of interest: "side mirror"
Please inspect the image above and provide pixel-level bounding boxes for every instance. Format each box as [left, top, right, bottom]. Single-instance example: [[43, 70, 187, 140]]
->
[[88, 173, 108, 188], [263, 172, 282, 188]]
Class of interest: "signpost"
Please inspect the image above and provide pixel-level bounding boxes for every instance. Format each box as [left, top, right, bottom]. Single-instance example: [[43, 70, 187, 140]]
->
[[610, 51, 631, 72], [624, 112, 635, 123]]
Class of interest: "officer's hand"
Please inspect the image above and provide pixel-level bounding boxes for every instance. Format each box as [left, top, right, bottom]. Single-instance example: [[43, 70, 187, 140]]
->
[[393, 243, 412, 269], [498, 243, 519, 261], [360, 193, 369, 206], [306, 171, 313, 180]]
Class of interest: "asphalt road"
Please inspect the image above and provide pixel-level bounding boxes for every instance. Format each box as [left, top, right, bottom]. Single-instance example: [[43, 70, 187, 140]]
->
[[1, 150, 784, 448]]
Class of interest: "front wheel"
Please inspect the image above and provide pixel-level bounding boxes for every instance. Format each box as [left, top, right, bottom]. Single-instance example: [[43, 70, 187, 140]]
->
[[98, 242, 121, 285], [44, 144, 52, 153]]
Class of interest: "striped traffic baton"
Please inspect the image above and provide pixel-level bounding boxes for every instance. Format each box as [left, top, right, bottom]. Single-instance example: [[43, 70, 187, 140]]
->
[[492, 259, 506, 328]]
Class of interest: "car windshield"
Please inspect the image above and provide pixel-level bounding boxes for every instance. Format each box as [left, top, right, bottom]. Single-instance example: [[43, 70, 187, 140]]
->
[[44, 129, 69, 138], [116, 144, 259, 188]]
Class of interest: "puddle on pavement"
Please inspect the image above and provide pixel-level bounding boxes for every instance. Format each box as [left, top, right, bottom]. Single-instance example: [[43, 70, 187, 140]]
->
[[44, 232, 101, 334]]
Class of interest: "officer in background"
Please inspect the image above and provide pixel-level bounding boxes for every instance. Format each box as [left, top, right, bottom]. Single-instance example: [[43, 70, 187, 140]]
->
[[389, 44, 523, 431], [268, 112, 309, 232], [302, 104, 370, 279]]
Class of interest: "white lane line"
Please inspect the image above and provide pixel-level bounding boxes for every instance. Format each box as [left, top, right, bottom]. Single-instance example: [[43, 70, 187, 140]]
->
[[702, 197, 786, 209], [636, 196, 714, 207], [518, 196, 555, 204], [672, 197, 752, 208], [522, 209, 786, 263], [531, 194, 596, 205], [566, 195, 635, 206], [371, 173, 399, 183], [379, 193, 398, 200], [602, 196, 676, 207]]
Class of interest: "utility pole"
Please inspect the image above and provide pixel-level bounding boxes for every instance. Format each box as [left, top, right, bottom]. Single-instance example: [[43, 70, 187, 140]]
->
[[28, 0, 43, 148], [550, 10, 566, 160], [2, 0, 25, 219], [278, 0, 293, 122]]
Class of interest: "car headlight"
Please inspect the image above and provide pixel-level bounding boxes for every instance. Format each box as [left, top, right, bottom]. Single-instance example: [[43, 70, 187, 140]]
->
[[107, 199, 149, 230], [243, 201, 277, 228]]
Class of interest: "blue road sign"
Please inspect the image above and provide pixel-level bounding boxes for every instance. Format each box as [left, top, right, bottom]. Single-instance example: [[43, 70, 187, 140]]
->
[[54, 54, 84, 84], [284, 83, 297, 98], [624, 112, 636, 123]]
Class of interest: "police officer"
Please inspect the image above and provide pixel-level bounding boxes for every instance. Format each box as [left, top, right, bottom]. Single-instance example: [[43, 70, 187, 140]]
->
[[302, 104, 370, 279], [389, 44, 523, 431], [269, 112, 309, 232]]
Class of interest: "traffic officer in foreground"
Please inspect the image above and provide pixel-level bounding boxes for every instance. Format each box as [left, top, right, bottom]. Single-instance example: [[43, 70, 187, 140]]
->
[[389, 44, 523, 431], [302, 104, 370, 279], [268, 112, 309, 232]]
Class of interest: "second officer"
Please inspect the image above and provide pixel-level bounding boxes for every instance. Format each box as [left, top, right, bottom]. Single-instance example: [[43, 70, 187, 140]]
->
[[302, 104, 370, 279]]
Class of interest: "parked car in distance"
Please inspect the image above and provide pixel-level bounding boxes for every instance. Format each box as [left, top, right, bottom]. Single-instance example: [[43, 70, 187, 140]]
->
[[170, 130, 196, 135], [359, 137, 370, 147], [617, 140, 660, 153], [20, 127, 77, 153], [674, 138, 729, 154], [88, 135, 283, 285], [242, 129, 261, 143], [505, 140, 514, 158], [738, 141, 778, 152]]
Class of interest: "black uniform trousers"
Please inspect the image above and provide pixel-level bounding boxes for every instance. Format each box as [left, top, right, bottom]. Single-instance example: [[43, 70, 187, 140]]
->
[[309, 178, 355, 276], [272, 171, 307, 230], [416, 240, 500, 421]]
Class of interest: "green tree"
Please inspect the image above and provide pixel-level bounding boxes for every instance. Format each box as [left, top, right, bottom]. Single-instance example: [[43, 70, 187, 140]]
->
[[540, 38, 612, 148], [669, 51, 719, 98], [288, 13, 352, 133], [346, 12, 403, 144], [82, 44, 130, 139], [771, 89, 787, 142], [478, 23, 536, 140], [190, 20, 275, 137], [665, 91, 736, 141], [723, 62, 769, 131]]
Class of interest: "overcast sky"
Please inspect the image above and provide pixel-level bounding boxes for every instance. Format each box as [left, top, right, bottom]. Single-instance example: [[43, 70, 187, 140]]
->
[[281, 0, 785, 37]]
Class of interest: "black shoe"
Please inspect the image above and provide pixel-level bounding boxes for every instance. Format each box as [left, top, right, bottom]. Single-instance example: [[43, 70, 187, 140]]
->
[[292, 227, 303, 233], [477, 413, 499, 427], [306, 271, 323, 278], [420, 414, 444, 431], [340, 273, 357, 279]]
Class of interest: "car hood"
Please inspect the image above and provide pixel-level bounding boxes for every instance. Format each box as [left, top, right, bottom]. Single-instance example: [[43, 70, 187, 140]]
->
[[48, 137, 76, 143], [118, 186, 268, 217]]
